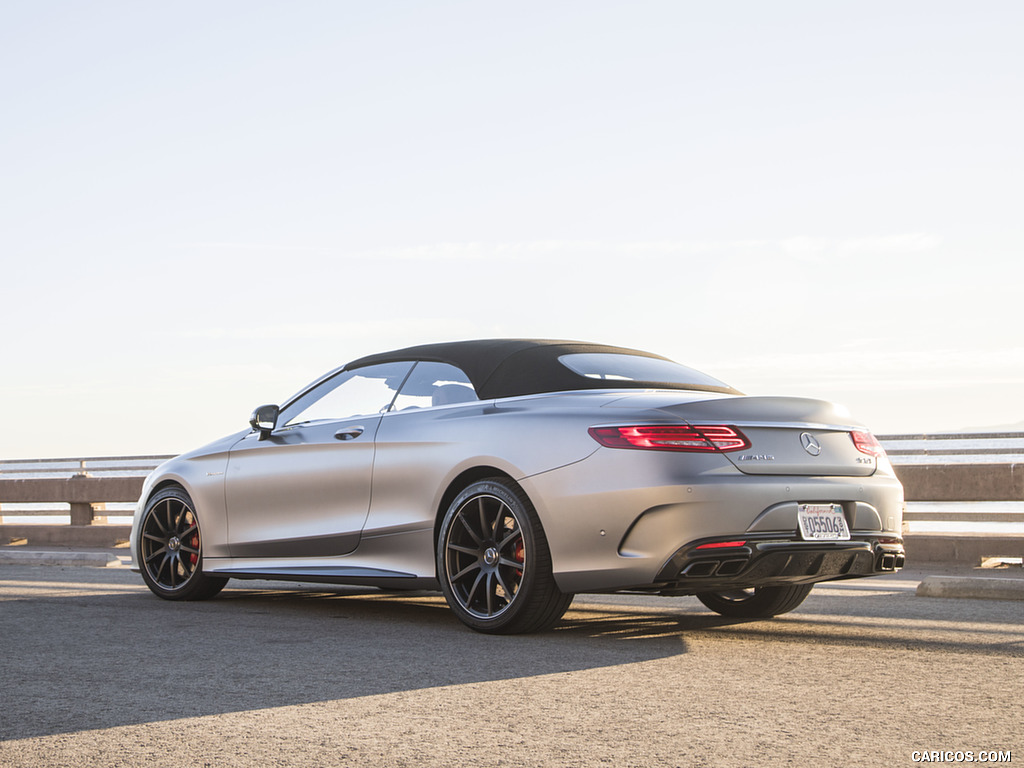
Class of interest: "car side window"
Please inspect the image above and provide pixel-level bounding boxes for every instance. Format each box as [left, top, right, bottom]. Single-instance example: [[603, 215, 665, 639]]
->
[[280, 362, 414, 427], [391, 362, 478, 410]]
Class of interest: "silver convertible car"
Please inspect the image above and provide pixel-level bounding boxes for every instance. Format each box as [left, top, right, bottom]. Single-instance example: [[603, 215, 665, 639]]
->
[[131, 339, 905, 633]]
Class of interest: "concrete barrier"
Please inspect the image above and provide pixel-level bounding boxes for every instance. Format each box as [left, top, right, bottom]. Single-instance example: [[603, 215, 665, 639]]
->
[[893, 463, 1024, 502], [903, 533, 1023, 563], [1, 454, 1022, 564], [0, 476, 145, 525], [0, 524, 133, 548], [917, 576, 1024, 600], [0, 549, 120, 567]]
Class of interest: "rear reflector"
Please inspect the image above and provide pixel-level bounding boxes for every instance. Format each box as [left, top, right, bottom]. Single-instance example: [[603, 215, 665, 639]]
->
[[851, 430, 885, 457], [588, 425, 750, 453], [695, 540, 747, 549]]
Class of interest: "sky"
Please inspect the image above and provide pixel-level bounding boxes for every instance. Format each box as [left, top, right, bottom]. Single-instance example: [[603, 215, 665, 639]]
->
[[2, 1, 1022, 459]]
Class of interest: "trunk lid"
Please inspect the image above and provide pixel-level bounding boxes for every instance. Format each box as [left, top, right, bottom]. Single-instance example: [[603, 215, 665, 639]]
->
[[652, 395, 877, 477]]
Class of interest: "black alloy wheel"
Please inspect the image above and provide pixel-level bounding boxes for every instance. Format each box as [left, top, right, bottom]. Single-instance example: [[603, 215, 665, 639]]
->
[[138, 487, 228, 601], [437, 478, 573, 634], [696, 583, 814, 618]]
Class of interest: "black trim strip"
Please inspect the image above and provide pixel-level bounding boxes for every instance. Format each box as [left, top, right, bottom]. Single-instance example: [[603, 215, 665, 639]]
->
[[228, 532, 361, 559]]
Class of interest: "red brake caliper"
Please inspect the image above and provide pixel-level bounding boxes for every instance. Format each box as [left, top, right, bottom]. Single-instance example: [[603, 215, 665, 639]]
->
[[514, 539, 524, 577], [189, 517, 199, 565]]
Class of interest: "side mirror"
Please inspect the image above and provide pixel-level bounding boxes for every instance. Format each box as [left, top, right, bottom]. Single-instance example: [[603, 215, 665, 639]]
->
[[249, 404, 280, 440]]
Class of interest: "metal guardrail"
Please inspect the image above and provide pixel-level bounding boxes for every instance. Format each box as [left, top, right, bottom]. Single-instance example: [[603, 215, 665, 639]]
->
[[878, 432, 1024, 464], [0, 455, 173, 477], [901, 505, 1024, 523]]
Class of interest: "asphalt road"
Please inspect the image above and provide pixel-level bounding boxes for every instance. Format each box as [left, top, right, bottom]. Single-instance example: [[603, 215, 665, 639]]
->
[[0, 563, 1020, 767]]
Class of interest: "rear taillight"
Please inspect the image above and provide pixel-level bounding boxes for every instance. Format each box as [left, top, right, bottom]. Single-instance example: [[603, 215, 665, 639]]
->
[[588, 425, 750, 453], [851, 430, 885, 457]]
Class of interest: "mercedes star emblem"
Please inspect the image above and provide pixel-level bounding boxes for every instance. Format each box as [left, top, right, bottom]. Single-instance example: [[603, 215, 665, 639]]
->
[[800, 432, 822, 456]]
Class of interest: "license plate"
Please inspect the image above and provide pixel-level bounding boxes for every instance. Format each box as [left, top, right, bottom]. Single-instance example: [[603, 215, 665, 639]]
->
[[797, 504, 850, 541]]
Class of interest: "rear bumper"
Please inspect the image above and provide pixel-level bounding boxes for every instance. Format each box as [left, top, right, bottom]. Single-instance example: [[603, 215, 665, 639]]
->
[[521, 446, 904, 594], [653, 534, 905, 595]]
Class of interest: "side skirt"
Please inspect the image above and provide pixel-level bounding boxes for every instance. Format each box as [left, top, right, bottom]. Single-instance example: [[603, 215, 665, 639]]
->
[[207, 563, 439, 591]]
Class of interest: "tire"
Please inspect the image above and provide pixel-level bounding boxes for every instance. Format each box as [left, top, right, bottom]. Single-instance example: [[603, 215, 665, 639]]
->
[[437, 479, 574, 634], [696, 583, 814, 618], [137, 486, 228, 601]]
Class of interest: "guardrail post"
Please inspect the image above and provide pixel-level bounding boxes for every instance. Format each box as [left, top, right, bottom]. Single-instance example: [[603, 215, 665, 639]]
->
[[69, 503, 94, 526], [69, 472, 94, 526]]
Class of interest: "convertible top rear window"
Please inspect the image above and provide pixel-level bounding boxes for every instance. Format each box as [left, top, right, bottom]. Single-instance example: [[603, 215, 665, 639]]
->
[[558, 353, 732, 391]]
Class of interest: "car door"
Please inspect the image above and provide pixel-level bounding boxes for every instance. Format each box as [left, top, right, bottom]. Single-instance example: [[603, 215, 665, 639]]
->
[[364, 361, 485, 536], [223, 361, 414, 559]]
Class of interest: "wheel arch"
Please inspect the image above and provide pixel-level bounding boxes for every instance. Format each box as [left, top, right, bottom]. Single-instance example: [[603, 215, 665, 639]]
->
[[146, 478, 189, 504], [433, 466, 519, 542], [134, 464, 230, 560]]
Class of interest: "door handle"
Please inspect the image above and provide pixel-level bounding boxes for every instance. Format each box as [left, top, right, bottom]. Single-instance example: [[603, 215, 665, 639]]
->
[[334, 426, 365, 441]]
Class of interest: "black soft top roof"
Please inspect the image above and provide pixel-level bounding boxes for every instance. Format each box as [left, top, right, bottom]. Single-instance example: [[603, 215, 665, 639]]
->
[[345, 339, 739, 400]]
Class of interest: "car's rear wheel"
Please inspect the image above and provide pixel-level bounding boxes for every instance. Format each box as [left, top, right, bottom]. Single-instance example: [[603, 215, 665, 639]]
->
[[138, 487, 228, 601], [696, 583, 814, 618], [437, 478, 574, 634]]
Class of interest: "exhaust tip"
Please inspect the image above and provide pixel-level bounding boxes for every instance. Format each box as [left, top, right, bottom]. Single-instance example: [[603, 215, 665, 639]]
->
[[682, 560, 719, 577], [680, 556, 751, 578], [715, 558, 748, 577]]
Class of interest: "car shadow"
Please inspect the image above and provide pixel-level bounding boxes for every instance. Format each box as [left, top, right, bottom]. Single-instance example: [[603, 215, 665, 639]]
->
[[0, 576, 691, 741]]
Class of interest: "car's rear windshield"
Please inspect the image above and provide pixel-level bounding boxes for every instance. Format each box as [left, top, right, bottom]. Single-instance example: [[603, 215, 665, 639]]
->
[[558, 353, 732, 390]]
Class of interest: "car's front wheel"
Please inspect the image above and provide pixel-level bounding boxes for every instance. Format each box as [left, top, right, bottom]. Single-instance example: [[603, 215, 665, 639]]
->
[[696, 583, 814, 618], [437, 478, 573, 634], [138, 487, 228, 601]]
